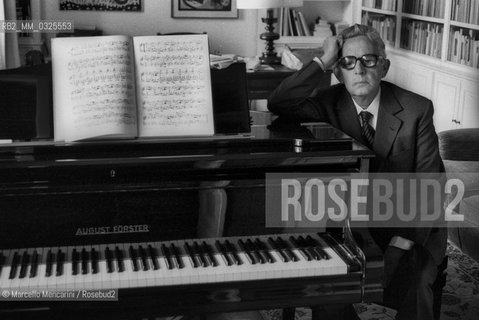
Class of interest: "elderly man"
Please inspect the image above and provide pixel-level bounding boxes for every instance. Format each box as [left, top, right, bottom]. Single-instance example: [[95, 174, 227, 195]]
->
[[268, 24, 446, 320]]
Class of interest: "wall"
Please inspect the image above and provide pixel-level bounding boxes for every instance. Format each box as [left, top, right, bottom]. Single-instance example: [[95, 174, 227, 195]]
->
[[40, 0, 258, 57]]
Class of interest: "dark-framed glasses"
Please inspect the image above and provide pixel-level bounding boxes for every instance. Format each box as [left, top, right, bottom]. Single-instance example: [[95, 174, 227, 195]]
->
[[337, 54, 384, 70]]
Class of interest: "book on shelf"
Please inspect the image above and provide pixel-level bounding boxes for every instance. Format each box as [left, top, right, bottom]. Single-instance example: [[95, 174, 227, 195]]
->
[[279, 9, 313, 37], [402, 0, 444, 18], [362, 12, 396, 45], [401, 20, 443, 58], [363, 0, 397, 11], [448, 28, 479, 68], [452, 0, 479, 25], [51, 34, 214, 142]]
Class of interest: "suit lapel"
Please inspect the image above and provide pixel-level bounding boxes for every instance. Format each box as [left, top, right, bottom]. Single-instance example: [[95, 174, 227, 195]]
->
[[336, 88, 363, 143], [374, 83, 403, 159]]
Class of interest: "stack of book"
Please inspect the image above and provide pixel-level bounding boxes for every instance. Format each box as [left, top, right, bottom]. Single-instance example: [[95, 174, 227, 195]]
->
[[313, 18, 333, 38], [278, 8, 312, 37], [451, 0, 479, 24], [448, 28, 479, 68]]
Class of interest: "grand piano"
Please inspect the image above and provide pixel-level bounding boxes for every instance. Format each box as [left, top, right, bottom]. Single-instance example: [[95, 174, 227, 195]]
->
[[0, 115, 375, 319]]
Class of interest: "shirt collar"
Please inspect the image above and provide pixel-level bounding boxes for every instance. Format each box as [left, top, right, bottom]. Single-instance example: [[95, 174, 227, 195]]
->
[[353, 88, 380, 130]]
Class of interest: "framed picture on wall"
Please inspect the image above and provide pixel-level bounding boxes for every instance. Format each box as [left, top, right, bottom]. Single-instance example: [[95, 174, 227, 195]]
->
[[172, 0, 238, 19], [60, 0, 142, 11]]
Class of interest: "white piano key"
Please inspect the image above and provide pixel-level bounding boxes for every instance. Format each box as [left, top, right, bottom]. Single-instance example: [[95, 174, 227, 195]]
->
[[0, 250, 13, 290], [99, 244, 112, 289], [10, 249, 26, 290], [37, 248, 48, 290]]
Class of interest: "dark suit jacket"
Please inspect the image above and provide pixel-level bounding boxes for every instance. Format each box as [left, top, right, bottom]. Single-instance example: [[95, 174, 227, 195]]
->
[[268, 61, 447, 264]]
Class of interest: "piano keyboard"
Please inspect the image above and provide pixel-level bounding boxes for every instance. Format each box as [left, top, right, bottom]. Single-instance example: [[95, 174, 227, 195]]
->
[[0, 233, 351, 291]]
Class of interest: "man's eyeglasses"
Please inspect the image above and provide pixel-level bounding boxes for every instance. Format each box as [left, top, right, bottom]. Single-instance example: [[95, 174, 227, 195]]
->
[[337, 54, 384, 70]]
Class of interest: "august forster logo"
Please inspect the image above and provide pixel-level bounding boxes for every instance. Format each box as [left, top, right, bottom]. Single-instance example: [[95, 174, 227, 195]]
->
[[265, 173, 469, 228]]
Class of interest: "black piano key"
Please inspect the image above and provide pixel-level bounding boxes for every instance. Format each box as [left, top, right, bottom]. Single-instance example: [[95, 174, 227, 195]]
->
[[202, 241, 218, 267], [19, 251, 30, 279], [115, 246, 125, 273], [91, 248, 99, 274], [224, 240, 243, 265], [255, 238, 276, 263], [56, 250, 65, 276], [29, 250, 39, 278], [170, 243, 184, 269], [161, 244, 174, 270], [268, 237, 289, 262], [297, 235, 320, 260], [246, 239, 264, 264], [105, 247, 114, 273], [148, 245, 160, 270], [138, 246, 149, 271], [72, 249, 80, 275], [184, 242, 199, 268], [9, 251, 20, 279], [0, 252, 5, 275], [81, 248, 89, 275], [129, 246, 139, 272], [215, 240, 233, 266], [193, 241, 208, 267], [276, 237, 298, 262], [306, 235, 330, 260], [289, 236, 312, 261], [238, 239, 256, 265], [45, 250, 54, 277]]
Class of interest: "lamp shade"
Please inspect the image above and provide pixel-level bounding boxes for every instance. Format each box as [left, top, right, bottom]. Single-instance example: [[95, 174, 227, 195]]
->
[[237, 0, 303, 9]]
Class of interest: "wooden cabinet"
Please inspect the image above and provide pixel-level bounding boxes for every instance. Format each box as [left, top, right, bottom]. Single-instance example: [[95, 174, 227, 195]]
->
[[385, 53, 479, 132]]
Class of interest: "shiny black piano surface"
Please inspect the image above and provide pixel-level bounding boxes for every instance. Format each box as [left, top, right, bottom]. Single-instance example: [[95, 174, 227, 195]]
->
[[0, 119, 374, 320], [0, 120, 372, 247]]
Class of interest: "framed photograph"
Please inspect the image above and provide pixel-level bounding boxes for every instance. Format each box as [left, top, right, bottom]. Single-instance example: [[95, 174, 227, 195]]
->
[[60, 0, 142, 11], [172, 0, 238, 19]]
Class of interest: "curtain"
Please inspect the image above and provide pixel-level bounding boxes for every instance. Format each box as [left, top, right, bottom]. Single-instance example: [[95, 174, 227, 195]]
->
[[0, 0, 21, 69]]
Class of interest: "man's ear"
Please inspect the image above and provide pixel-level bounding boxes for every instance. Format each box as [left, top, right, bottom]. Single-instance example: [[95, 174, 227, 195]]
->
[[333, 66, 343, 83], [381, 59, 391, 78]]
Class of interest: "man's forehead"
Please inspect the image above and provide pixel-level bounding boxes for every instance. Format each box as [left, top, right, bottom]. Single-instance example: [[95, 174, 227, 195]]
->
[[342, 36, 377, 55]]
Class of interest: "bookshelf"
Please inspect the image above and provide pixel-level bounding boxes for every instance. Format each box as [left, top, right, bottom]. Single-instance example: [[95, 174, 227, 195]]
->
[[16, 0, 45, 65], [356, 0, 479, 132], [359, 0, 479, 69]]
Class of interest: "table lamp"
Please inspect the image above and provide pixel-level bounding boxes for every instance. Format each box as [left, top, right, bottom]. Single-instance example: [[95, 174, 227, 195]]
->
[[238, 0, 303, 65]]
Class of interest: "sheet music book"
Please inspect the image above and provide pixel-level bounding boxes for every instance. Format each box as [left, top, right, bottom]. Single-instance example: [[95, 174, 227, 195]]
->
[[51, 34, 214, 142]]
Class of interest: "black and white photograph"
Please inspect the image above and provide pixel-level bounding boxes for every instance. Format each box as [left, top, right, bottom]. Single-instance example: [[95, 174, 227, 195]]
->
[[172, 0, 238, 18], [0, 0, 478, 320], [59, 0, 142, 11]]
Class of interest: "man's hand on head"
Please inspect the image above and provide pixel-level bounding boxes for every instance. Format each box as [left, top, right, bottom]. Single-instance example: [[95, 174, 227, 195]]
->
[[321, 36, 341, 70]]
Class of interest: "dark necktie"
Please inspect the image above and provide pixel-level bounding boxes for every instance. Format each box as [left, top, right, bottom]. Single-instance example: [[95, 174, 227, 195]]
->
[[359, 110, 375, 148]]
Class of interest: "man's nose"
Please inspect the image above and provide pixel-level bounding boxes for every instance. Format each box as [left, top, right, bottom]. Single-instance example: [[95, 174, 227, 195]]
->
[[354, 60, 366, 74]]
